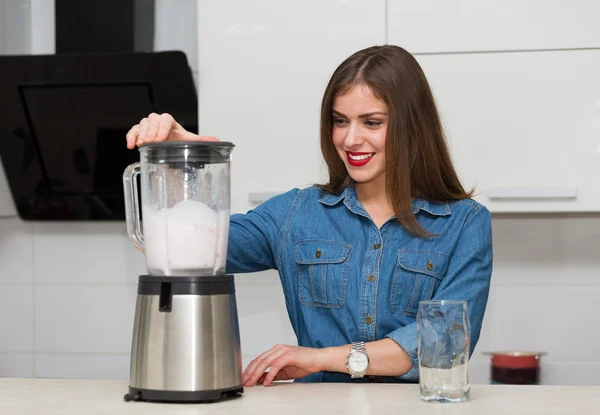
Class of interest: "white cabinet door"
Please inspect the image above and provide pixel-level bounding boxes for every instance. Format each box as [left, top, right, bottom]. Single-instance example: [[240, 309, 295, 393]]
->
[[154, 0, 197, 73], [0, 0, 31, 55], [197, 0, 386, 214], [388, 0, 600, 53], [415, 49, 600, 212]]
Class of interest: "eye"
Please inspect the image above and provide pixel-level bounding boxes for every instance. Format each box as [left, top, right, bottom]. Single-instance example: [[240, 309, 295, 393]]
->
[[365, 120, 383, 127], [333, 117, 348, 125]]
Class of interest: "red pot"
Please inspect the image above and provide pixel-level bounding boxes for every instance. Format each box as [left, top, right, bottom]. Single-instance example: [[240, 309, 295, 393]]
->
[[485, 351, 546, 385]]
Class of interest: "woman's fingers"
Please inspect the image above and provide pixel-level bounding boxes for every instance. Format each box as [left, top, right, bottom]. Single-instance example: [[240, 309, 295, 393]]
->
[[137, 117, 149, 145], [261, 356, 289, 386], [157, 113, 176, 142], [144, 113, 161, 143], [243, 345, 287, 386], [125, 112, 220, 149], [242, 347, 279, 385], [242, 349, 271, 384], [197, 135, 220, 142], [125, 125, 139, 149], [247, 348, 288, 386]]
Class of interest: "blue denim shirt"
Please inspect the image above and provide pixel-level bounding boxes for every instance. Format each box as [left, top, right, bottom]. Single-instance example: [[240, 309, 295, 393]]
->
[[226, 185, 493, 383]]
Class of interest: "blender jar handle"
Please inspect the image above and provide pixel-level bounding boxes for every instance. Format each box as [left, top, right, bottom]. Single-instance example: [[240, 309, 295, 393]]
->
[[123, 162, 145, 252]]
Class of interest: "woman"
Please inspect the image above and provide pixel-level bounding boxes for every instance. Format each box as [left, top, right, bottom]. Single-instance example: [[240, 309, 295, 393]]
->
[[126, 45, 493, 387]]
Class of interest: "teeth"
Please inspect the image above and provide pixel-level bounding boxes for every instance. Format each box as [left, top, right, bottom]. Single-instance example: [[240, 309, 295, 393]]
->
[[349, 153, 374, 161]]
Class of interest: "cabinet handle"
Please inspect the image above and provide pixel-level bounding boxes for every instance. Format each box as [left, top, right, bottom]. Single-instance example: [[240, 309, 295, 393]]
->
[[248, 192, 281, 203], [487, 187, 578, 200]]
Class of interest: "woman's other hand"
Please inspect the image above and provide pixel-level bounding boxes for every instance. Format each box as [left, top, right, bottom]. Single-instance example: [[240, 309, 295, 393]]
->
[[242, 344, 329, 387], [125, 112, 219, 149]]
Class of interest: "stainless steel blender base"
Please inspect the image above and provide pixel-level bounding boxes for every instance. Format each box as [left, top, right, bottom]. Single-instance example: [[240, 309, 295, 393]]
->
[[126, 275, 244, 403]]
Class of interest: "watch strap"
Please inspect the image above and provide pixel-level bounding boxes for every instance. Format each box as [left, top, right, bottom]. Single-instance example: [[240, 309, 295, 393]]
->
[[352, 341, 366, 353]]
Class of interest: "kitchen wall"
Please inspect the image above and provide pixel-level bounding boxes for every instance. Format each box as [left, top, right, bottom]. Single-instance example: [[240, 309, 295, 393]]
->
[[1, 0, 599, 385]]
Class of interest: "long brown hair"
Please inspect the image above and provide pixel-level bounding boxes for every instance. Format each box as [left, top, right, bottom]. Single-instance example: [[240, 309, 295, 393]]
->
[[318, 45, 474, 237]]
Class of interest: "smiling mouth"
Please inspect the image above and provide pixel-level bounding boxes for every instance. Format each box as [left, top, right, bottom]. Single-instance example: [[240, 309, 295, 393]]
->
[[346, 151, 375, 166]]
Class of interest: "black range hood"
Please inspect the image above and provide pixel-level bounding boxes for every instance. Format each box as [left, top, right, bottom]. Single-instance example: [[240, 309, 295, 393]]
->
[[0, 51, 198, 221]]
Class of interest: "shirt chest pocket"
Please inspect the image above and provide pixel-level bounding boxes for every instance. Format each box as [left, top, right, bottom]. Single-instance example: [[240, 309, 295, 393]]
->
[[294, 240, 352, 309], [390, 250, 449, 317]]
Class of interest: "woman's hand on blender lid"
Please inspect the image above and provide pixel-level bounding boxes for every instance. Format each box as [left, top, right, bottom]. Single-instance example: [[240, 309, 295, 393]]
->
[[126, 112, 220, 149]]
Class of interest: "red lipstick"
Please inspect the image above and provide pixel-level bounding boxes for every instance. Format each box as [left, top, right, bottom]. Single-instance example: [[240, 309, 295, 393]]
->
[[346, 151, 374, 167]]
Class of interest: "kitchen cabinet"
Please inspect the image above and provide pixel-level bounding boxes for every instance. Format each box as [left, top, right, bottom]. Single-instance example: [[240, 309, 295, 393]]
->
[[196, 0, 600, 214], [387, 0, 600, 54], [415, 48, 600, 212], [196, 0, 386, 214]]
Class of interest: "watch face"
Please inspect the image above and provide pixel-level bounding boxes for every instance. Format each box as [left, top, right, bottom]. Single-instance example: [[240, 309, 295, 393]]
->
[[348, 352, 368, 372]]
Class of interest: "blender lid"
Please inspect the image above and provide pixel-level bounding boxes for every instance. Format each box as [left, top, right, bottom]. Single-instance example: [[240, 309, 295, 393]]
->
[[140, 141, 234, 164]]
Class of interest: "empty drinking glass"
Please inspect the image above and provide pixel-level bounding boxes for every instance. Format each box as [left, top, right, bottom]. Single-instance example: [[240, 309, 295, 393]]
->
[[417, 300, 470, 403]]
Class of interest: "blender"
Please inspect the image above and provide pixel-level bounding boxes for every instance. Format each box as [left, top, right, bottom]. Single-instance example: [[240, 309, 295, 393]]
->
[[121, 141, 243, 403]]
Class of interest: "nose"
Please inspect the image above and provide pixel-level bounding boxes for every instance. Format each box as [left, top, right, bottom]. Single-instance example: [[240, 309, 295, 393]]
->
[[344, 122, 365, 148]]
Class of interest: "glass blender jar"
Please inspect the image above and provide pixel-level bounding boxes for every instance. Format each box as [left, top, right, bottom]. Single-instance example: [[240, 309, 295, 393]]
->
[[123, 141, 235, 277], [122, 141, 243, 403]]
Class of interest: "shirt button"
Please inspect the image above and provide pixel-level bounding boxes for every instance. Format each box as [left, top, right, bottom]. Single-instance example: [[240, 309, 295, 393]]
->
[[365, 315, 373, 324], [373, 243, 381, 250], [368, 274, 375, 282]]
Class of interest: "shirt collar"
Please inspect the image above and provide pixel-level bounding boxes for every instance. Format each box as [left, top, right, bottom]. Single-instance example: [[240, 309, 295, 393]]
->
[[318, 187, 352, 206], [411, 198, 451, 216], [318, 186, 451, 216]]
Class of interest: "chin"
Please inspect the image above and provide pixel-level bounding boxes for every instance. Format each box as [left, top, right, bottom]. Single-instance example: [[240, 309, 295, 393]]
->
[[346, 168, 385, 185], [347, 172, 376, 184]]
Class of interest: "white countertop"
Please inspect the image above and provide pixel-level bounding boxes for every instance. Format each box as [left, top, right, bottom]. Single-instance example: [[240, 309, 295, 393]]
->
[[1, 378, 598, 415]]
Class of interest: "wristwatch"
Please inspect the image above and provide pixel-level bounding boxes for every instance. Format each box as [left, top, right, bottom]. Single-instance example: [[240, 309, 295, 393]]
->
[[346, 341, 369, 378]]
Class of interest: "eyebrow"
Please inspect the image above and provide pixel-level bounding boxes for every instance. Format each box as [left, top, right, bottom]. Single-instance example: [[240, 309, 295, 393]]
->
[[332, 109, 388, 119]]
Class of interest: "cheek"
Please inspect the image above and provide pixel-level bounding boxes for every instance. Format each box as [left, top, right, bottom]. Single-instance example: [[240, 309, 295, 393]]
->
[[374, 131, 386, 153], [332, 129, 345, 149]]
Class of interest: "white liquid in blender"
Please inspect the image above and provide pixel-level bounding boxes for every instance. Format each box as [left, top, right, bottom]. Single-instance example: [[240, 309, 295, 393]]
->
[[142, 199, 228, 276]]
